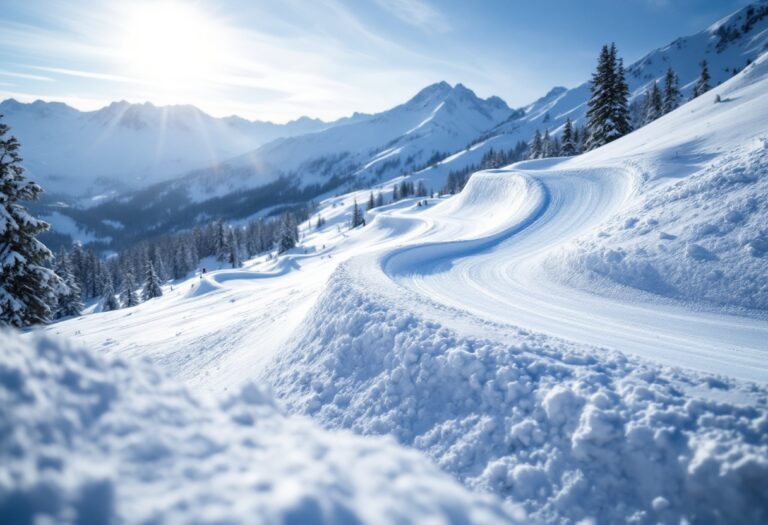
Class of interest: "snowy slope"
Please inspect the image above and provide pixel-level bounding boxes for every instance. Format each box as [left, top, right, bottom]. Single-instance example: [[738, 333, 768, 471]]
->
[[0, 329, 519, 524], [412, 0, 768, 189], [0, 98, 329, 198], [261, 52, 768, 523]]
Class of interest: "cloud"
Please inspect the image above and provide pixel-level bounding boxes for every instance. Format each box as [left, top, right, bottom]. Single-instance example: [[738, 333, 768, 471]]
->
[[0, 70, 55, 82], [375, 0, 451, 32]]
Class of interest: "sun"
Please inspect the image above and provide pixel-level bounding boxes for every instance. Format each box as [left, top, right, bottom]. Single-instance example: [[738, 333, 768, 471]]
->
[[118, 2, 227, 91]]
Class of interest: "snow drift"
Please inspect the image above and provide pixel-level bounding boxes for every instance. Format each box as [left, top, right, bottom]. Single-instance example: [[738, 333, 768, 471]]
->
[[266, 263, 768, 524], [0, 329, 518, 525]]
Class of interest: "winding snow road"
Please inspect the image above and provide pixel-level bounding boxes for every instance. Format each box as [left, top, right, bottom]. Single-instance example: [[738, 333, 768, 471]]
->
[[383, 167, 768, 382]]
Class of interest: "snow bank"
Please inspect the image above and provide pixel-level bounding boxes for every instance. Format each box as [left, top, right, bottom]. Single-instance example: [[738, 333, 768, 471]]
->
[[0, 329, 518, 525], [265, 265, 768, 524], [557, 52, 768, 312]]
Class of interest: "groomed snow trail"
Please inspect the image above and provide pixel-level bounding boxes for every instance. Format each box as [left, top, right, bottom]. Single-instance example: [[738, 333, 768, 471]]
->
[[388, 165, 768, 382]]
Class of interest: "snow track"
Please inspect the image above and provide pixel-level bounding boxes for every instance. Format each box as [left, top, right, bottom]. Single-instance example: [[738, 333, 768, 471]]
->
[[387, 165, 768, 382]]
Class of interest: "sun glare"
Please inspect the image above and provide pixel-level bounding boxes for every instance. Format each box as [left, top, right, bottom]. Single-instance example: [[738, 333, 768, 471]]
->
[[119, 2, 227, 91]]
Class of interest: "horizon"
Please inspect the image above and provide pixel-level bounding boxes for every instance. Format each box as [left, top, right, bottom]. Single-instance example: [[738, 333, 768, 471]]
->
[[0, 0, 754, 123]]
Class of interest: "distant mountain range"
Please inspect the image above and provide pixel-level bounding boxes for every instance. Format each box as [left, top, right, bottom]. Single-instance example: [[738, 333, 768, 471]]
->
[[0, 98, 332, 197], [4, 1, 768, 249]]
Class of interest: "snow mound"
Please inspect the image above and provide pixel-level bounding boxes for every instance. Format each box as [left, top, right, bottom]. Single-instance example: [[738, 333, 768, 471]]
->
[[563, 139, 768, 309], [265, 265, 768, 524], [557, 51, 768, 312], [0, 329, 518, 525]]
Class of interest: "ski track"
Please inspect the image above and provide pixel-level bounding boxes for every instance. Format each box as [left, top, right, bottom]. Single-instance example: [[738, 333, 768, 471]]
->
[[374, 166, 768, 383]]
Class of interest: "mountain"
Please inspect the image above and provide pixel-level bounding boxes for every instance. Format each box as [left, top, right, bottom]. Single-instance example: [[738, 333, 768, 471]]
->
[[24, 1, 768, 249], [0, 98, 330, 197], [412, 0, 768, 185], [50, 82, 517, 247]]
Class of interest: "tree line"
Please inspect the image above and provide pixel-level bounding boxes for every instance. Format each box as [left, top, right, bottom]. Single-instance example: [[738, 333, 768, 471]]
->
[[527, 44, 712, 160]]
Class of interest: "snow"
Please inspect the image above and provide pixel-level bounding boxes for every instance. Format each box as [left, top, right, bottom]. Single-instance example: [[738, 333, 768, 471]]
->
[[0, 329, 518, 524], [10, 7, 768, 524]]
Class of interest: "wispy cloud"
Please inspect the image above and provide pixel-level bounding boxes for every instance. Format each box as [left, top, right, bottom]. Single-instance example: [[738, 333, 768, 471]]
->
[[30, 66, 135, 84], [0, 70, 55, 82], [375, 0, 451, 32]]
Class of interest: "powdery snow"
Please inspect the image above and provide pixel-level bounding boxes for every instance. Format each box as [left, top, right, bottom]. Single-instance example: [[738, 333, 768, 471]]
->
[[0, 329, 519, 524]]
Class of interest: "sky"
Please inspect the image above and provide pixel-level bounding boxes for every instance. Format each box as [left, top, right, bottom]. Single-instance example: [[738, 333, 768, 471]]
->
[[0, 0, 755, 122]]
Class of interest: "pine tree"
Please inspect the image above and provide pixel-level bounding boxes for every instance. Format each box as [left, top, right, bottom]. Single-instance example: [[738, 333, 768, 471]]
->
[[416, 181, 428, 197], [351, 200, 365, 228], [586, 43, 631, 150], [142, 260, 163, 300], [367, 192, 375, 211], [0, 116, 60, 327], [277, 213, 298, 253], [53, 249, 83, 319], [375, 192, 384, 207], [662, 66, 681, 114], [392, 185, 400, 202], [227, 229, 240, 268], [528, 129, 543, 159], [643, 81, 663, 125], [560, 118, 576, 156], [101, 277, 120, 312], [121, 272, 140, 307], [692, 60, 711, 99]]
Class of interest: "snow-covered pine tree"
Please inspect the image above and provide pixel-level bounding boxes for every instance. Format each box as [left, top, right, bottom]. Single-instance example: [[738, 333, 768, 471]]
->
[[586, 44, 630, 150], [541, 130, 553, 158], [101, 275, 120, 311], [662, 66, 680, 114], [614, 56, 632, 136], [351, 200, 365, 228], [692, 60, 711, 99], [277, 213, 298, 253], [375, 192, 384, 207], [528, 129, 543, 159], [121, 272, 140, 307], [416, 181, 428, 197], [0, 116, 60, 327], [227, 229, 240, 268], [560, 118, 576, 156], [392, 185, 400, 202], [367, 192, 375, 211], [53, 249, 83, 319], [643, 81, 663, 125], [142, 260, 163, 300]]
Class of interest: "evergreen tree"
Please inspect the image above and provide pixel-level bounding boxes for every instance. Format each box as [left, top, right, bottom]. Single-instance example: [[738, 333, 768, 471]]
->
[[121, 272, 140, 307], [541, 130, 555, 158], [560, 118, 577, 156], [277, 213, 298, 253], [367, 192, 375, 211], [416, 181, 428, 197], [101, 277, 120, 312], [643, 81, 663, 125], [586, 44, 631, 150], [528, 129, 543, 159], [351, 200, 365, 228], [375, 192, 384, 207], [0, 116, 60, 327], [392, 184, 400, 202], [142, 260, 163, 300], [692, 60, 711, 99], [662, 66, 681, 114], [227, 229, 240, 268], [53, 250, 83, 319]]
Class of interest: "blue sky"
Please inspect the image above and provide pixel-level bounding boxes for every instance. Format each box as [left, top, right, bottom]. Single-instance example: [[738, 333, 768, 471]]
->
[[0, 0, 754, 122]]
